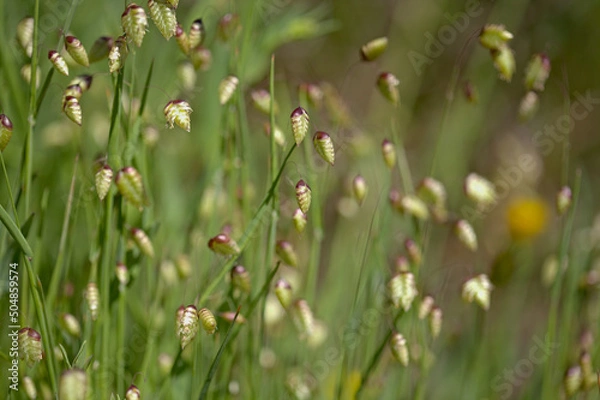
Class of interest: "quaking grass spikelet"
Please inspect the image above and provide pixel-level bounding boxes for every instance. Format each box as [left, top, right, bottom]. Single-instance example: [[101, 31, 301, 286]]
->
[[17, 17, 34, 58], [352, 175, 367, 205], [125, 385, 141, 400], [492, 45, 516, 82], [293, 299, 315, 337], [360, 36, 388, 61], [275, 279, 292, 309], [298, 82, 323, 109], [189, 46, 212, 70], [21, 64, 40, 89], [263, 123, 286, 147], [455, 219, 478, 251], [95, 165, 113, 201], [65, 35, 89, 67], [464, 173, 497, 207], [290, 107, 309, 145], [62, 96, 82, 126], [0, 114, 13, 151], [69, 75, 93, 92], [557, 186, 572, 215], [59, 369, 88, 400], [89, 36, 113, 63], [122, 3, 148, 47], [23, 376, 36, 399], [479, 24, 513, 51], [131, 228, 154, 258], [251, 89, 275, 115], [198, 308, 217, 334], [313, 131, 335, 165], [390, 332, 409, 366], [404, 239, 422, 266], [462, 274, 493, 310], [115, 166, 147, 210], [292, 209, 307, 233], [418, 296, 434, 320], [564, 366, 582, 396], [59, 313, 82, 337], [390, 192, 429, 220], [219, 75, 239, 105], [85, 282, 100, 321], [18, 328, 43, 367], [175, 24, 189, 54], [381, 139, 396, 169], [276, 240, 298, 268], [208, 233, 240, 256], [231, 265, 251, 293], [524, 53, 551, 92], [188, 19, 205, 49], [429, 307, 442, 338], [377, 72, 400, 105], [108, 35, 128, 73], [519, 91, 539, 120], [176, 305, 199, 349], [388, 272, 418, 311], [164, 100, 193, 132], [48, 50, 69, 76], [148, 0, 177, 40], [295, 180, 311, 214]]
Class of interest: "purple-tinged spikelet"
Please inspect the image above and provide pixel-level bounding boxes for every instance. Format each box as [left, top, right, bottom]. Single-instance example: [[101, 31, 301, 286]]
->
[[65, 36, 89, 67], [313, 131, 335, 165], [164, 100, 193, 131], [48, 50, 69, 76]]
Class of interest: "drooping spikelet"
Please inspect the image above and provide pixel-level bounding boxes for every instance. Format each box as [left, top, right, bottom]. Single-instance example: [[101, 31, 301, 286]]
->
[[418, 296, 435, 320], [22, 376, 36, 399], [404, 239, 422, 266], [381, 139, 396, 169], [108, 35, 128, 73], [524, 53, 551, 92], [564, 365, 582, 397], [208, 233, 240, 256], [360, 37, 388, 62], [295, 180, 311, 214], [62, 96, 82, 126], [125, 385, 141, 400], [0, 114, 14, 151], [188, 19, 205, 49], [122, 4, 147, 47], [388, 272, 418, 311], [18, 328, 43, 367], [230, 265, 251, 293], [85, 282, 100, 321], [59, 313, 82, 338], [389, 332, 409, 366], [65, 36, 90, 67], [17, 17, 34, 58], [298, 82, 324, 109], [275, 240, 298, 268], [89, 36, 114, 63], [177, 61, 196, 91], [251, 89, 274, 115], [164, 100, 193, 132], [377, 72, 400, 105], [464, 173, 497, 207], [462, 274, 493, 310], [492, 45, 516, 82], [263, 123, 286, 147], [275, 279, 292, 309], [518, 91, 538, 120], [148, 0, 177, 40], [479, 24, 513, 51], [69, 75, 93, 93], [95, 165, 113, 201], [174, 24, 189, 54], [48, 50, 69, 76], [217, 13, 240, 41], [429, 307, 442, 338], [454, 219, 478, 252], [131, 228, 154, 258], [219, 75, 239, 105], [59, 369, 88, 400], [290, 107, 309, 145], [352, 175, 367, 205], [292, 299, 315, 337], [556, 186, 572, 215], [313, 131, 335, 166], [176, 305, 199, 349], [115, 166, 147, 210], [391, 193, 429, 220], [198, 308, 217, 334], [189, 46, 212, 71], [21, 64, 40, 88], [292, 209, 307, 233]]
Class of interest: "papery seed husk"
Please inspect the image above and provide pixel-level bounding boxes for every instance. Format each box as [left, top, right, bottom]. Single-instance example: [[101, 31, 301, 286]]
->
[[219, 75, 239, 105], [455, 219, 478, 251], [69, 75, 93, 92], [275, 279, 292, 309], [164, 100, 193, 132], [429, 307, 442, 338], [388, 272, 417, 311], [377, 72, 400, 105], [49, 50, 69, 76], [462, 274, 493, 310], [175, 24, 189, 54], [59, 369, 88, 400], [116, 166, 146, 209], [464, 173, 497, 207], [85, 282, 100, 320], [382, 139, 396, 169], [390, 333, 409, 366], [64, 84, 83, 101], [23, 376, 37, 399], [293, 299, 314, 336], [17, 17, 34, 58], [65, 35, 90, 67], [189, 46, 212, 71], [18, 328, 43, 367], [295, 180, 311, 214], [125, 385, 141, 400], [132, 228, 154, 258], [525, 53, 551, 92], [122, 3, 148, 47], [251, 89, 274, 114], [230, 265, 251, 293], [313, 131, 335, 165], [275, 240, 298, 268], [479, 24, 513, 50], [189, 19, 205, 49], [352, 175, 367, 205], [492, 45, 516, 82], [177, 305, 199, 349], [208, 233, 240, 255], [290, 107, 309, 145], [148, 0, 177, 40], [0, 114, 14, 152], [198, 308, 217, 334], [95, 165, 113, 201], [89, 36, 114, 63], [62, 96, 82, 126], [292, 208, 307, 233], [418, 296, 435, 320], [360, 36, 388, 61], [108, 35, 128, 73]]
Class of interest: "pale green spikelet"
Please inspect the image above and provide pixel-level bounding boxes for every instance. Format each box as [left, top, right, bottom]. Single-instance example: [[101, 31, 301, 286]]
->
[[188, 19, 205, 49], [122, 3, 148, 47], [276, 240, 298, 268], [108, 35, 128, 73], [292, 208, 307, 233], [390, 332, 409, 366], [230, 265, 251, 293], [62, 96, 82, 126], [115, 166, 147, 210], [313, 131, 335, 165], [148, 0, 176, 40], [59, 369, 88, 400], [275, 279, 293, 309], [18, 328, 43, 367], [95, 165, 113, 201], [48, 50, 69, 76], [89, 36, 113, 63], [462, 274, 493, 310], [455, 219, 478, 251], [219, 75, 239, 105], [0, 114, 14, 151], [524, 53, 551, 92], [85, 282, 100, 320], [377, 72, 400, 105], [176, 305, 199, 349], [131, 228, 154, 258], [295, 180, 312, 214], [360, 36, 388, 61], [164, 100, 193, 131], [479, 24, 513, 50], [208, 233, 240, 256], [290, 107, 309, 145], [198, 308, 217, 334], [388, 272, 418, 311], [65, 35, 89, 67]]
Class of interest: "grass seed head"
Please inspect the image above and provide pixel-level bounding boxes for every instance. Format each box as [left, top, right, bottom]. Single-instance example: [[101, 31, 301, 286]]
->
[[313, 131, 335, 165], [189, 46, 212, 70], [19, 328, 43, 367], [175, 254, 191, 280], [116, 166, 147, 210], [23, 376, 37, 399], [49, 50, 69, 76], [390, 332, 409, 366], [0, 114, 14, 151], [429, 307, 442, 338], [131, 228, 155, 258], [381, 139, 396, 169], [122, 3, 148, 47], [189, 19, 205, 49], [219, 75, 239, 105], [352, 175, 367, 205], [392, 194, 429, 220], [275, 279, 293, 309], [377, 72, 400, 105], [59, 369, 88, 400], [89, 36, 114, 63], [557, 186, 572, 215], [263, 122, 286, 147], [479, 24, 513, 51], [198, 308, 217, 334], [115, 262, 130, 285], [21, 64, 41, 89], [208, 233, 240, 256], [177, 61, 196, 91], [175, 24, 189, 54], [292, 208, 307, 233], [519, 91, 539, 120], [148, 0, 177, 40], [251, 89, 275, 115], [59, 313, 82, 337], [65, 35, 90, 67], [580, 352, 596, 390], [17, 17, 34, 58], [418, 296, 435, 320], [293, 299, 315, 337], [165, 0, 179, 8], [176, 305, 199, 349], [295, 180, 312, 214], [564, 365, 583, 396], [69, 75, 93, 92], [388, 272, 418, 311], [62, 96, 82, 126], [290, 107, 309, 145], [454, 219, 478, 251], [464, 173, 497, 207], [164, 100, 193, 131], [492, 45, 516, 82], [95, 165, 113, 201], [417, 177, 447, 207], [85, 282, 100, 320], [525, 53, 551, 92], [298, 82, 323, 109], [125, 384, 141, 400], [360, 36, 388, 61], [276, 240, 299, 268], [404, 239, 422, 266], [395, 256, 410, 273], [108, 35, 129, 73], [64, 84, 83, 101], [231, 265, 251, 293], [219, 311, 247, 324], [462, 274, 493, 310], [218, 13, 241, 41]]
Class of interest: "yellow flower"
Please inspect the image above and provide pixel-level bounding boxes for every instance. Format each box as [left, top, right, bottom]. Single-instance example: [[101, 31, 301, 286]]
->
[[506, 198, 548, 240]]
